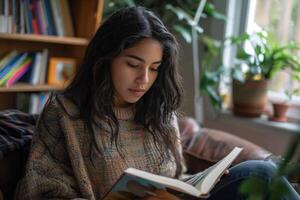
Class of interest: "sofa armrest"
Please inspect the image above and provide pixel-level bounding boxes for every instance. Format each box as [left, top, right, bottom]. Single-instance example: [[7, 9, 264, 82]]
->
[[179, 117, 273, 173], [187, 128, 272, 164]]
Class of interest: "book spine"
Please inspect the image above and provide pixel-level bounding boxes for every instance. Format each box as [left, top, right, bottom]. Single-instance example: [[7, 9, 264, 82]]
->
[[0, 51, 18, 71], [24, 0, 33, 33], [43, 0, 56, 35], [60, 0, 74, 36], [49, 0, 63, 36], [29, 0, 39, 34], [6, 57, 31, 86], [0, 0, 4, 33], [29, 52, 42, 84], [36, 0, 46, 35], [38, 48, 48, 84]]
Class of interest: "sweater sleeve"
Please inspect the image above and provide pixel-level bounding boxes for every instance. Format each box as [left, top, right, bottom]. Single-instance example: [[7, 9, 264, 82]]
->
[[15, 97, 87, 200]]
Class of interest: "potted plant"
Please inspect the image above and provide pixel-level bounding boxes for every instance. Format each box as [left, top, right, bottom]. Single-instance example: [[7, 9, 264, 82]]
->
[[269, 88, 300, 122], [201, 30, 300, 117]]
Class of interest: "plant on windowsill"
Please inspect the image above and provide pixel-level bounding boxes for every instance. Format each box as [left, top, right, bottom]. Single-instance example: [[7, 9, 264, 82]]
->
[[269, 88, 300, 122], [200, 30, 300, 118]]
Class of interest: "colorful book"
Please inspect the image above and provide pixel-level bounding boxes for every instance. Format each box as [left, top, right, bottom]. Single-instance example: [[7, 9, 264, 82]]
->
[[6, 57, 32, 86], [0, 52, 23, 80], [103, 147, 243, 199], [0, 52, 28, 85]]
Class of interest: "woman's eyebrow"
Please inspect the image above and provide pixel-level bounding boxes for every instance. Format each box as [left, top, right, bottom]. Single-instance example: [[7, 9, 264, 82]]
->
[[125, 54, 162, 64]]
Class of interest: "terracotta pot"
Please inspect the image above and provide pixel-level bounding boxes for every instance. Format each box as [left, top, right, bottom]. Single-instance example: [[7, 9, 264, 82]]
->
[[232, 79, 268, 117], [269, 103, 289, 122]]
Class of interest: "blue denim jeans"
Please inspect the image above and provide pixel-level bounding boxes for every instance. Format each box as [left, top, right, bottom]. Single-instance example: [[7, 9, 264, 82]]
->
[[208, 160, 300, 200]]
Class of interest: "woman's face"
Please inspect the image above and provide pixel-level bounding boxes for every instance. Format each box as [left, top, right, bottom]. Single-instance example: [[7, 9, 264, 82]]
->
[[111, 38, 163, 107]]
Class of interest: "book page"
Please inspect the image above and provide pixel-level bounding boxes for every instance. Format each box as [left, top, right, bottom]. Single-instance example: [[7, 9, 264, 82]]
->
[[125, 168, 201, 197], [195, 147, 243, 195]]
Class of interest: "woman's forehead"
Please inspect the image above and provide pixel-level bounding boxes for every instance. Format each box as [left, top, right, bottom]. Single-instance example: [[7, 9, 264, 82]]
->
[[119, 38, 163, 62]]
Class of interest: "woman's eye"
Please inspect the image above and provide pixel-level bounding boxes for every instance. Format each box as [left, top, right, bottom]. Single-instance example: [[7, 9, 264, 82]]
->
[[150, 67, 159, 72], [127, 62, 139, 68]]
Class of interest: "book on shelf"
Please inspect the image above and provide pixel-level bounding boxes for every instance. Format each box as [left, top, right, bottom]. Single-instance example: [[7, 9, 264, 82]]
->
[[49, 0, 74, 36], [16, 92, 50, 114], [0, 49, 48, 86], [103, 147, 243, 200], [0, 0, 73, 36], [0, 51, 18, 70], [0, 52, 29, 86]]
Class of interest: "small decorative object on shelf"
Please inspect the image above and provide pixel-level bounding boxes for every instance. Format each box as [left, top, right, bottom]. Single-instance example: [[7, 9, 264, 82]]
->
[[47, 57, 76, 86]]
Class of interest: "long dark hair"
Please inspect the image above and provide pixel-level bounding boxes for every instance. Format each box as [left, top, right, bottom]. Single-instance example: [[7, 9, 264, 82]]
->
[[62, 6, 183, 177]]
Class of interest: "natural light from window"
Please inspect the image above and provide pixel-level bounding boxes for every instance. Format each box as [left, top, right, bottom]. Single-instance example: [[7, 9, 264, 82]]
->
[[247, 0, 300, 121]]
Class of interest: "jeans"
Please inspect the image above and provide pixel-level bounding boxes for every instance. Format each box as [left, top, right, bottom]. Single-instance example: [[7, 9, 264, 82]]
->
[[208, 160, 300, 200]]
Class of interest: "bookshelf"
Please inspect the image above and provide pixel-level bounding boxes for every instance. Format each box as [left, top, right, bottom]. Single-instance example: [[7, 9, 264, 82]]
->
[[0, 33, 89, 45], [0, 0, 104, 112]]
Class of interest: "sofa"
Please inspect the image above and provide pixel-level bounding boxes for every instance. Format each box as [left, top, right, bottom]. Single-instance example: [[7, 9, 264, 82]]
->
[[0, 110, 275, 200]]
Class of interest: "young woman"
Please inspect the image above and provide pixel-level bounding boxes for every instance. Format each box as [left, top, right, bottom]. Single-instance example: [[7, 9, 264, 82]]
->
[[16, 6, 299, 200]]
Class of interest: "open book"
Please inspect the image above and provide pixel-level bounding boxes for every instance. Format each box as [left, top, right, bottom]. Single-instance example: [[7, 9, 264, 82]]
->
[[103, 147, 242, 199]]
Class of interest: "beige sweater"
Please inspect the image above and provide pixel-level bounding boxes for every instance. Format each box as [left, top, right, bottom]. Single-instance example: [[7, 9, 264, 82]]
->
[[15, 95, 183, 200]]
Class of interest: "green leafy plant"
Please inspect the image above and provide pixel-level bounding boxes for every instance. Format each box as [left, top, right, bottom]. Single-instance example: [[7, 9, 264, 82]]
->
[[230, 31, 300, 80], [200, 31, 300, 110], [239, 135, 300, 200]]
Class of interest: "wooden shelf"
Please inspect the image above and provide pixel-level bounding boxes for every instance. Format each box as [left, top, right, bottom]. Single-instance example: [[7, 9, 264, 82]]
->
[[0, 84, 64, 92], [0, 33, 89, 46]]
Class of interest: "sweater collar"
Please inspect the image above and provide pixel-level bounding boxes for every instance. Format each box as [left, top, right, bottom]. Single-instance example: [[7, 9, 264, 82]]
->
[[112, 105, 135, 120]]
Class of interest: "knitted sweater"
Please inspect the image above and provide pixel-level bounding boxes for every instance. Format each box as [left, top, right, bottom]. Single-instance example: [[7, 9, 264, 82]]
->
[[15, 95, 183, 200]]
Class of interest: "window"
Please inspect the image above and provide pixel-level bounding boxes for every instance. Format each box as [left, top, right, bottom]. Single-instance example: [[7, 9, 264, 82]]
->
[[246, 0, 300, 121]]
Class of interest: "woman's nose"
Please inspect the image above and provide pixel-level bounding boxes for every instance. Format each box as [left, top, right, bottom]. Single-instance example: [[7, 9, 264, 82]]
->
[[137, 68, 149, 84]]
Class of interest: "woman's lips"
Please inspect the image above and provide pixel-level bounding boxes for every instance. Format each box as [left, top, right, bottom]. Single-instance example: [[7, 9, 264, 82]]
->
[[129, 89, 146, 97]]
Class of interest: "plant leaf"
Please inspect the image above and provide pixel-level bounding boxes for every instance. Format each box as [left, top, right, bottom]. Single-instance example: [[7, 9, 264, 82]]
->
[[173, 25, 192, 43]]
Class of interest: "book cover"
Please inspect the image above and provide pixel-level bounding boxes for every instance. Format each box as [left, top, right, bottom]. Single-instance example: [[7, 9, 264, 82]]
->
[[103, 147, 243, 199]]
